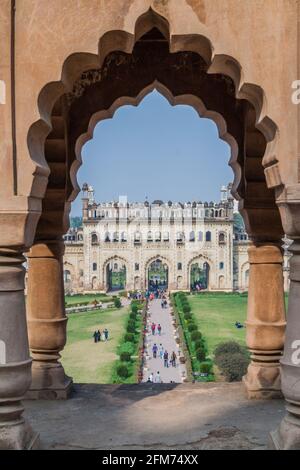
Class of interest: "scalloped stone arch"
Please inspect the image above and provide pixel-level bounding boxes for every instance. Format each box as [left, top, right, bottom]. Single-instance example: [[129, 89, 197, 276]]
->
[[102, 255, 129, 291], [145, 255, 171, 291], [187, 254, 213, 290], [27, 7, 283, 244]]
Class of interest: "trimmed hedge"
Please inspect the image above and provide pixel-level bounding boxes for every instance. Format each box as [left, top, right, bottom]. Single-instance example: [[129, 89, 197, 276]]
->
[[124, 333, 135, 342], [120, 352, 131, 362], [117, 364, 129, 378]]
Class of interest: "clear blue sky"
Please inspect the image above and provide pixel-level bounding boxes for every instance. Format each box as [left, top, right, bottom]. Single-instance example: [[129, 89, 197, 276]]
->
[[71, 90, 233, 216]]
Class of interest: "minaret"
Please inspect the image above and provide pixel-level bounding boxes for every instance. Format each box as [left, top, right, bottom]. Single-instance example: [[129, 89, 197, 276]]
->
[[82, 183, 89, 221], [220, 185, 228, 202]]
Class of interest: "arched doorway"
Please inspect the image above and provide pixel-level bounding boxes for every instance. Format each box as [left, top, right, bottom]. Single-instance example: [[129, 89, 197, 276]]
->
[[106, 260, 126, 292], [147, 259, 168, 292], [190, 261, 210, 291]]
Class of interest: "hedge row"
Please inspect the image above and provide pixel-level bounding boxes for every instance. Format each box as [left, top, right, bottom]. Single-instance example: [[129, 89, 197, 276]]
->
[[174, 292, 214, 382], [111, 300, 144, 383]]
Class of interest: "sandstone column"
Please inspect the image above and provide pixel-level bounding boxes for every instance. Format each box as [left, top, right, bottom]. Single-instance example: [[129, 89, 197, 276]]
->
[[0, 249, 38, 448], [270, 240, 300, 448], [243, 243, 286, 399], [26, 240, 72, 399]]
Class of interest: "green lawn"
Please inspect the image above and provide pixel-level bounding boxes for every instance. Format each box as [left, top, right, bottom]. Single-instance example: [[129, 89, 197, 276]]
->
[[61, 305, 129, 383], [188, 293, 247, 357]]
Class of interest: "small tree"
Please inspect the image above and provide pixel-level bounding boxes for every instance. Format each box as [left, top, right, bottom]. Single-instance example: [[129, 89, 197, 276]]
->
[[117, 364, 129, 378], [196, 348, 206, 362], [114, 297, 122, 309], [216, 352, 249, 382]]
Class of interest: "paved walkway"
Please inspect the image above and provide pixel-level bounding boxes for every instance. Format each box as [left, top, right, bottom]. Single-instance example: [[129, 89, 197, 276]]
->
[[142, 298, 187, 383]]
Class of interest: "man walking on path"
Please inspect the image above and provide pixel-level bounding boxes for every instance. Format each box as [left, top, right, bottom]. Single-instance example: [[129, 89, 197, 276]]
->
[[152, 343, 158, 359], [159, 344, 164, 359], [158, 324, 162, 336], [164, 350, 169, 367], [103, 328, 109, 341], [151, 322, 156, 335], [171, 351, 177, 367]]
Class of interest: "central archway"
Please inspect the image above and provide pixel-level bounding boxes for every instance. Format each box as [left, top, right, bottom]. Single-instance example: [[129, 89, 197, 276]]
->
[[147, 258, 168, 292]]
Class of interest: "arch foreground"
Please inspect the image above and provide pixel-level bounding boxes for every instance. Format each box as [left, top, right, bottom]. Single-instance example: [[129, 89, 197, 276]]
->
[[0, 2, 299, 450]]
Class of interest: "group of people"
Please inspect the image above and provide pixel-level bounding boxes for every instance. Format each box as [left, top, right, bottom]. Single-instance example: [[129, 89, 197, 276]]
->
[[151, 344, 177, 367], [151, 322, 162, 336], [93, 328, 109, 343]]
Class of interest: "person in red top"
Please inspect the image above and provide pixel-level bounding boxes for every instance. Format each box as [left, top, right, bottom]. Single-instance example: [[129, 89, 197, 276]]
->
[[151, 323, 156, 335], [157, 324, 162, 336]]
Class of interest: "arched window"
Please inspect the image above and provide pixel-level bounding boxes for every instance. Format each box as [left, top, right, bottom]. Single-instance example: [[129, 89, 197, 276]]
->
[[147, 231, 153, 241], [135, 263, 139, 271], [121, 231, 127, 242], [78, 234, 83, 241], [104, 232, 110, 242], [91, 233, 98, 244], [205, 231, 211, 242], [92, 263, 97, 271], [198, 231, 203, 241], [63, 270, 71, 282], [189, 231, 195, 242], [176, 231, 184, 241], [163, 231, 169, 241], [113, 263, 118, 270], [155, 231, 161, 241], [177, 262, 182, 270], [219, 262, 224, 270], [113, 232, 119, 242], [219, 232, 226, 244]]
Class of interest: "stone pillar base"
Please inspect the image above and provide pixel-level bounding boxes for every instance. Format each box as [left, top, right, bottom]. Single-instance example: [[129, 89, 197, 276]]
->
[[243, 355, 283, 399], [0, 420, 40, 450], [25, 361, 73, 400], [269, 404, 300, 449]]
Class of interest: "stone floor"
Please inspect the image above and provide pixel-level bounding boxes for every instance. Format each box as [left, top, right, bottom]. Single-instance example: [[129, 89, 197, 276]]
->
[[24, 382, 285, 450], [143, 299, 187, 383]]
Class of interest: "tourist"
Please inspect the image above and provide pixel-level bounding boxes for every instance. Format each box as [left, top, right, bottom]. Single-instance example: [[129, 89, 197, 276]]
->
[[158, 324, 162, 336], [152, 343, 158, 359], [93, 331, 98, 343], [151, 322, 156, 335], [171, 351, 177, 367], [97, 329, 101, 342], [159, 344, 164, 359], [104, 328, 109, 341], [163, 350, 169, 367], [147, 373, 154, 383], [154, 371, 161, 383]]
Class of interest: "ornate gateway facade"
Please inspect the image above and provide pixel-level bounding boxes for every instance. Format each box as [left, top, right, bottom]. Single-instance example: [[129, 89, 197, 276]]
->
[[63, 183, 254, 293]]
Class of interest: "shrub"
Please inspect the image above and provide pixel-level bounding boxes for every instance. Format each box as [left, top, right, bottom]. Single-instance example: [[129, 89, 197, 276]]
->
[[127, 322, 136, 333], [182, 304, 191, 314], [195, 348, 206, 362], [124, 333, 135, 342], [129, 312, 137, 321], [117, 364, 129, 378], [191, 331, 202, 341], [188, 323, 197, 332], [120, 351, 131, 362], [119, 342, 135, 355], [113, 297, 122, 308], [199, 360, 213, 374], [214, 341, 246, 360], [194, 339, 204, 350], [184, 312, 192, 320], [216, 352, 249, 382], [131, 304, 139, 314]]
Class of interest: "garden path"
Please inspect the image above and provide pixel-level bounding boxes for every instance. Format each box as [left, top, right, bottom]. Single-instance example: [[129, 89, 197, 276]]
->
[[142, 298, 186, 383]]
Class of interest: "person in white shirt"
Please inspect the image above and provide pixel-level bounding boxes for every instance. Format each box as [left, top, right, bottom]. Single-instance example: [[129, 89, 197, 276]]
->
[[154, 371, 162, 383]]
